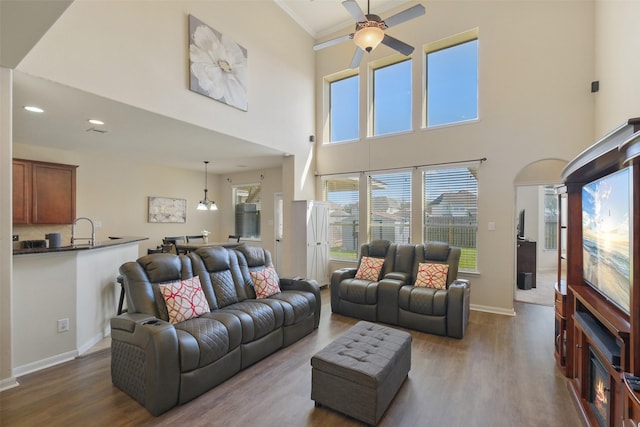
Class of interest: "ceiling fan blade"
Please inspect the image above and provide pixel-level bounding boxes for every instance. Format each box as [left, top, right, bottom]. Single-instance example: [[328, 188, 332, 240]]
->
[[313, 33, 354, 51], [382, 34, 415, 56], [383, 4, 426, 28], [342, 0, 366, 22], [350, 48, 364, 69]]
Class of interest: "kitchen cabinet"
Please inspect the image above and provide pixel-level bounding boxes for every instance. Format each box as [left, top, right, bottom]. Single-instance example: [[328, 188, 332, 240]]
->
[[13, 159, 77, 225]]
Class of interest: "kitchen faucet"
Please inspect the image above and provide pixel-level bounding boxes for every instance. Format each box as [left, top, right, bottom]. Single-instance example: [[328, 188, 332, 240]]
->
[[71, 217, 95, 246]]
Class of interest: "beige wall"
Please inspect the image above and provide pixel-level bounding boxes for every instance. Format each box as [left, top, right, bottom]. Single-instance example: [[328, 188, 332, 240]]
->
[[17, 0, 316, 164], [594, 0, 640, 136], [1, 68, 15, 389], [315, 1, 596, 314]]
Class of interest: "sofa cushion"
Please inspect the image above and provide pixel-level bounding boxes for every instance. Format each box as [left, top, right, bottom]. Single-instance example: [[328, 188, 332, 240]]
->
[[268, 290, 316, 326], [414, 262, 449, 290], [355, 256, 384, 281], [339, 279, 378, 305], [250, 266, 281, 299], [159, 276, 210, 324], [221, 300, 284, 342], [424, 242, 451, 262], [399, 286, 447, 316], [174, 317, 230, 371]]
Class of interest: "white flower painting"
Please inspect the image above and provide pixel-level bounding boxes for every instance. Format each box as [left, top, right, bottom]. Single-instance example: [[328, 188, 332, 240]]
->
[[189, 15, 248, 111]]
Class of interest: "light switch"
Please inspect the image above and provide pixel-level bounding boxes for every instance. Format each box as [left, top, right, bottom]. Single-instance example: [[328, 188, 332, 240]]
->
[[488, 222, 496, 231]]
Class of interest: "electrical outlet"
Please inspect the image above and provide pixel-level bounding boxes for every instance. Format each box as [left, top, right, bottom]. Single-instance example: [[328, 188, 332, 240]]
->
[[57, 318, 69, 333], [488, 222, 496, 231], [94, 220, 102, 228]]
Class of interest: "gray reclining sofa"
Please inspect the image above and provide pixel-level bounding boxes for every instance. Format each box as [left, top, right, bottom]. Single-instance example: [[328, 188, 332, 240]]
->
[[331, 240, 470, 338], [111, 245, 321, 415]]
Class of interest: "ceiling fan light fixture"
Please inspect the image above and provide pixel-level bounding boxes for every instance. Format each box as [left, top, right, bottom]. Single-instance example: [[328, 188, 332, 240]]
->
[[353, 23, 385, 52]]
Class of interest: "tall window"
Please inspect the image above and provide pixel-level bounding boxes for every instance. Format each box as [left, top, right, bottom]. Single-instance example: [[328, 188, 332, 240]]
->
[[373, 59, 412, 136], [329, 74, 359, 143], [544, 186, 558, 250], [368, 171, 411, 243], [423, 166, 478, 271], [233, 184, 261, 239], [426, 30, 478, 127], [323, 176, 360, 260]]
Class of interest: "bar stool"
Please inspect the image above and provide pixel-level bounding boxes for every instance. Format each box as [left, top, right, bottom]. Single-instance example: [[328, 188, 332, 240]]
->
[[117, 275, 127, 315]]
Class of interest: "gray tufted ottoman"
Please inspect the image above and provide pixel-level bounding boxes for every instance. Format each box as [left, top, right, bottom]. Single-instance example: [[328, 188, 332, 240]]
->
[[311, 321, 412, 425]]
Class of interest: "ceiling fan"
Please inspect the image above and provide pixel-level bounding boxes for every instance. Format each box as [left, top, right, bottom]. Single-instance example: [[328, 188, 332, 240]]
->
[[313, 0, 426, 69]]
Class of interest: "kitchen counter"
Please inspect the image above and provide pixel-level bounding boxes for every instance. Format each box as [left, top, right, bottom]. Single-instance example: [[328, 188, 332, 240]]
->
[[13, 236, 148, 255], [12, 236, 144, 375]]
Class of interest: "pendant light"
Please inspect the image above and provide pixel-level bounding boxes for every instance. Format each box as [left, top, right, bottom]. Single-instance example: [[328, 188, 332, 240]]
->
[[197, 161, 218, 211]]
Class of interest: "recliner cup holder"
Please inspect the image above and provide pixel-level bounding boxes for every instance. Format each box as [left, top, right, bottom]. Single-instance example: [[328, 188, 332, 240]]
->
[[143, 319, 160, 325]]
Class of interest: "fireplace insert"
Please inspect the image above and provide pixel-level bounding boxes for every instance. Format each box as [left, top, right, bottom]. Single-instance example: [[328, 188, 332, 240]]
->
[[589, 348, 610, 427]]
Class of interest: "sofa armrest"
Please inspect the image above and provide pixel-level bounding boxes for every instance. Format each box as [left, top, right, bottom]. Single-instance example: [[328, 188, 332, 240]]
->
[[110, 314, 180, 416], [280, 277, 322, 328], [384, 271, 410, 283], [330, 268, 357, 312], [377, 278, 405, 324], [446, 279, 471, 339]]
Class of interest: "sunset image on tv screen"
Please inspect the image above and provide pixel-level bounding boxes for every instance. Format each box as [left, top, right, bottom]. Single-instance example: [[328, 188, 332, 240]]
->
[[582, 168, 631, 314]]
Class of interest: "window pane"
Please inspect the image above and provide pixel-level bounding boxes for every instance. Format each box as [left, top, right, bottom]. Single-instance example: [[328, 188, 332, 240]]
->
[[234, 184, 261, 239], [544, 186, 558, 250], [423, 167, 478, 271], [369, 172, 411, 243], [373, 60, 412, 136], [330, 75, 359, 142], [427, 39, 478, 127], [324, 177, 360, 260]]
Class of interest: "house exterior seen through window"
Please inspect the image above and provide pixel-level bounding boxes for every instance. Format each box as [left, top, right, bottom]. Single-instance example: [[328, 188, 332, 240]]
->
[[324, 176, 360, 261], [369, 171, 411, 243], [233, 184, 261, 239], [426, 32, 478, 128], [423, 166, 478, 271]]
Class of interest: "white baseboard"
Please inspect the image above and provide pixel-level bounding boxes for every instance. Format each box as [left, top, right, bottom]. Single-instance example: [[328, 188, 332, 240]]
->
[[470, 303, 516, 317], [77, 331, 107, 356], [13, 350, 77, 378], [0, 376, 19, 392]]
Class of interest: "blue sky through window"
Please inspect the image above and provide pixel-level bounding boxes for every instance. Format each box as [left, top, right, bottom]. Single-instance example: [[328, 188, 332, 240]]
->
[[374, 60, 412, 136], [330, 75, 359, 142], [427, 39, 478, 127]]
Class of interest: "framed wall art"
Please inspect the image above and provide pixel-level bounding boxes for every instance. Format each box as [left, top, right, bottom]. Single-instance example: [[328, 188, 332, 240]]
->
[[188, 14, 248, 111], [148, 197, 187, 223]]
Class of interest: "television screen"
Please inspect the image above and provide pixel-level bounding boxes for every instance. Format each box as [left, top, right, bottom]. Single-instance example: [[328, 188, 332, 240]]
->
[[582, 167, 631, 314], [517, 209, 525, 240]]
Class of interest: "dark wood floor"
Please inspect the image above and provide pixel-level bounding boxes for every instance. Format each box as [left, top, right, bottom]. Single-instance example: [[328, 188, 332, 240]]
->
[[1, 288, 581, 426]]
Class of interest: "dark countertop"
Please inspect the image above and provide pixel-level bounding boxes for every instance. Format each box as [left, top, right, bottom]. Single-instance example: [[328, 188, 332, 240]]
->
[[13, 236, 148, 255]]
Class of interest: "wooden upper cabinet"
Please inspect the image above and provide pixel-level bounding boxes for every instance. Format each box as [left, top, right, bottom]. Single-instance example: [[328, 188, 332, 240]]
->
[[12, 160, 31, 225], [13, 159, 77, 225]]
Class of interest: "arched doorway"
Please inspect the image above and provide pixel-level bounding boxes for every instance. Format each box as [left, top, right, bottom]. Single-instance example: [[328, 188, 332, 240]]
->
[[513, 159, 567, 306]]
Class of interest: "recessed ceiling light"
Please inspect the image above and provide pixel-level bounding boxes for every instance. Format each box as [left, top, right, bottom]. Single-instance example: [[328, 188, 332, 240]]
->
[[23, 106, 44, 113], [88, 119, 105, 125]]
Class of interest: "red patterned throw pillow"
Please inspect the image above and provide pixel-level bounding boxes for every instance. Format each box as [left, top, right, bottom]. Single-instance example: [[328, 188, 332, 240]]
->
[[414, 262, 449, 289], [250, 266, 281, 299], [159, 276, 210, 324], [354, 256, 385, 281]]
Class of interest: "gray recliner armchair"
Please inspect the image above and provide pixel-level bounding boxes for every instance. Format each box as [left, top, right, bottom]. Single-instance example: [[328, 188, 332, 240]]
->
[[330, 240, 395, 321]]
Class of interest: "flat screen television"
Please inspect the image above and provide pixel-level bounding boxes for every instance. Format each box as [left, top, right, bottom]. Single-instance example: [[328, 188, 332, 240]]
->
[[582, 167, 632, 314], [517, 209, 525, 240]]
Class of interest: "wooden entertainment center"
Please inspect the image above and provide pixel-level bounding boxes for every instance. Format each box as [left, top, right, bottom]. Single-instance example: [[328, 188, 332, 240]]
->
[[554, 118, 640, 427]]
